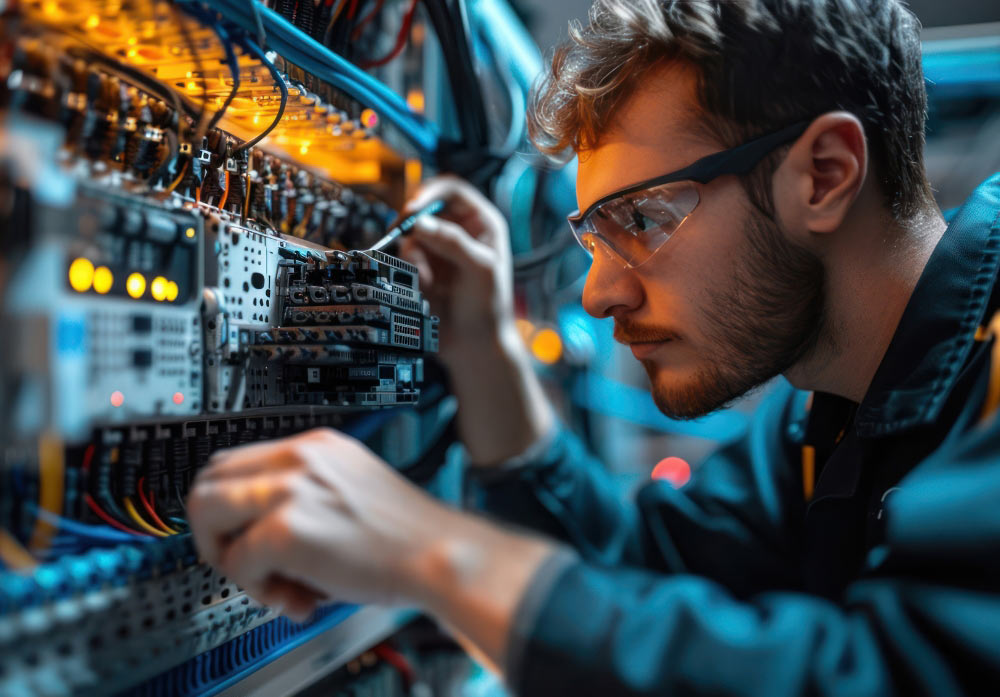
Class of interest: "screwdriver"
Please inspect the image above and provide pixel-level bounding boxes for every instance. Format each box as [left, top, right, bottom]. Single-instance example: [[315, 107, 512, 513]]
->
[[368, 199, 446, 252]]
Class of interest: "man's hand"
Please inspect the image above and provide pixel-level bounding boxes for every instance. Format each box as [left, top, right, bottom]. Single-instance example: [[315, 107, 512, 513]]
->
[[399, 177, 555, 464], [399, 176, 515, 364], [186, 427, 558, 672], [187, 428, 457, 618]]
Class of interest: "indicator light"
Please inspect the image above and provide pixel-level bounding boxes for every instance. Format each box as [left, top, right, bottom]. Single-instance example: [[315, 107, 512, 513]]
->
[[93, 266, 113, 294], [406, 89, 425, 113], [172, 392, 184, 405], [150, 276, 168, 302], [184, 227, 196, 239], [299, 143, 310, 155], [360, 108, 378, 129], [110, 391, 124, 408], [651, 457, 691, 488], [126, 272, 146, 299], [84, 14, 100, 28], [530, 328, 563, 365], [165, 281, 179, 302], [68, 258, 95, 293]]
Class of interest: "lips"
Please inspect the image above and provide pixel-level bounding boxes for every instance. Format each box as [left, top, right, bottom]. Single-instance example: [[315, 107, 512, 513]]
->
[[629, 340, 670, 359]]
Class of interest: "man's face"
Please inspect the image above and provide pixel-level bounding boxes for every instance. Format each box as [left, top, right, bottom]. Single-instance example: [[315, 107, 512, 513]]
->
[[578, 65, 825, 419]]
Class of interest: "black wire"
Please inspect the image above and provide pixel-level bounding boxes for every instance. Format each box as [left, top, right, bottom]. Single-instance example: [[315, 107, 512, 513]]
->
[[205, 23, 242, 133], [422, 0, 488, 150], [235, 38, 288, 153]]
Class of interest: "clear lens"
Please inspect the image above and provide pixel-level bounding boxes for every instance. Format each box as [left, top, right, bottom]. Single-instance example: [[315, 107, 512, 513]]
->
[[571, 183, 699, 267]]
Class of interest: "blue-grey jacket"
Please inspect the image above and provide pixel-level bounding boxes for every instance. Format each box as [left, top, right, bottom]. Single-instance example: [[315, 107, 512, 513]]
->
[[468, 174, 1000, 696]]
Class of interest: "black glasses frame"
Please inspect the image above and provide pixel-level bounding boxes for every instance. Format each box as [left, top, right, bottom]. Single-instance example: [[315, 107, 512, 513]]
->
[[567, 120, 810, 229]]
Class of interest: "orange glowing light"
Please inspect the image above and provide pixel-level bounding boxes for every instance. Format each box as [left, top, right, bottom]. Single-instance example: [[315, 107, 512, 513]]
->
[[530, 328, 563, 365], [360, 108, 378, 129], [172, 392, 184, 405], [406, 89, 425, 113], [110, 391, 125, 408]]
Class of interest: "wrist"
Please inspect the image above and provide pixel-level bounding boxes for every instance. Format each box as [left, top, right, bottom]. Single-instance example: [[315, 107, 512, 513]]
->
[[404, 511, 557, 666]]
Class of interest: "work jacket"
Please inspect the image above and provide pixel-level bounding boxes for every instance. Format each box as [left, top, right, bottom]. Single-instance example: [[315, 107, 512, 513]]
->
[[468, 173, 1000, 696]]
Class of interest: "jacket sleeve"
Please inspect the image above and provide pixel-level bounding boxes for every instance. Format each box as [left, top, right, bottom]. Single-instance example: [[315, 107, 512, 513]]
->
[[503, 411, 1000, 697], [466, 380, 808, 595]]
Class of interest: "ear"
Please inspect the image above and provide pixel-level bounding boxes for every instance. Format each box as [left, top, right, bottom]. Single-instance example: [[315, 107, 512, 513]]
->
[[772, 112, 867, 239]]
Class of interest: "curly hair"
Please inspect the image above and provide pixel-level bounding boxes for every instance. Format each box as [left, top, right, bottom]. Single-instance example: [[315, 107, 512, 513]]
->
[[527, 0, 933, 221]]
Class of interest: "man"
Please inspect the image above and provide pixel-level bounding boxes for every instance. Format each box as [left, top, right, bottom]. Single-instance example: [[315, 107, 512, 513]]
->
[[187, 1, 1000, 694]]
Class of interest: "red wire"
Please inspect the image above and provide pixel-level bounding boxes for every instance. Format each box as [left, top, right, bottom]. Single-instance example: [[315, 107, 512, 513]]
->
[[82, 443, 95, 473], [347, 0, 358, 19], [351, 0, 385, 40], [137, 477, 174, 533], [85, 494, 152, 536], [373, 644, 416, 687], [360, 0, 418, 69]]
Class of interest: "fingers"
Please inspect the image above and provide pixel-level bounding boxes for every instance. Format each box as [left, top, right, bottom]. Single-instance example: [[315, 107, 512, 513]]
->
[[260, 577, 326, 622], [402, 176, 509, 249], [187, 472, 294, 567], [409, 215, 494, 269], [403, 175, 483, 219], [195, 427, 333, 483], [217, 512, 285, 601], [398, 237, 434, 286]]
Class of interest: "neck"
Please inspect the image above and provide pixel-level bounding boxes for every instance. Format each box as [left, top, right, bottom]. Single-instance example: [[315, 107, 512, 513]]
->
[[786, 200, 947, 403]]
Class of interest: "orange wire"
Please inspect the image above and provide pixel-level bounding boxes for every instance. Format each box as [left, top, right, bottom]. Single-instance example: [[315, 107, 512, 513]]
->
[[218, 170, 230, 210], [85, 494, 151, 536], [138, 477, 176, 534]]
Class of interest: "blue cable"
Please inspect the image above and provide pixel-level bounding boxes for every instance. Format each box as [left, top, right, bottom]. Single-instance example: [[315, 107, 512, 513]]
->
[[187, 0, 439, 156], [26, 504, 154, 544]]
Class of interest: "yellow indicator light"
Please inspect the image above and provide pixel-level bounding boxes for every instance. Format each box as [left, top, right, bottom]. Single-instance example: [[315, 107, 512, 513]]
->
[[127, 36, 138, 46], [186, 81, 198, 91], [126, 48, 138, 58], [68, 258, 95, 293], [126, 272, 146, 299], [84, 14, 100, 28], [165, 281, 179, 302], [299, 142, 310, 155], [93, 266, 114, 294], [150, 276, 168, 302], [531, 328, 563, 365], [253, 113, 260, 125], [184, 227, 196, 239]]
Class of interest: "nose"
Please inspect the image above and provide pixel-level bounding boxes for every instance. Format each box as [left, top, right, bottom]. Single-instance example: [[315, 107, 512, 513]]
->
[[581, 241, 644, 319]]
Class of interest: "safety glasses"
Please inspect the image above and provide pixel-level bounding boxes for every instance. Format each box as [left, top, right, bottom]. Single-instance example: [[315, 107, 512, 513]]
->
[[567, 120, 809, 268]]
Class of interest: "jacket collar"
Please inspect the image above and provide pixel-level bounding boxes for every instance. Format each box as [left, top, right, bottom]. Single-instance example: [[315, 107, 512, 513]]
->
[[855, 173, 1000, 438]]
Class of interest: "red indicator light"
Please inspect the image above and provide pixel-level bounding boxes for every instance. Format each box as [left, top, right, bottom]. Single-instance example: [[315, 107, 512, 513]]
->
[[173, 392, 184, 405], [110, 391, 124, 408], [651, 456, 691, 488]]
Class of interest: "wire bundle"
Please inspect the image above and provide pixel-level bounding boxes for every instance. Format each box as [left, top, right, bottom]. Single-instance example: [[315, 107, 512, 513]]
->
[[187, 0, 439, 156]]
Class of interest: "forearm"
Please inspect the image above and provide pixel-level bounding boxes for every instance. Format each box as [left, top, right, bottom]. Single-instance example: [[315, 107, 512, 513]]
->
[[446, 324, 555, 465], [406, 507, 560, 674]]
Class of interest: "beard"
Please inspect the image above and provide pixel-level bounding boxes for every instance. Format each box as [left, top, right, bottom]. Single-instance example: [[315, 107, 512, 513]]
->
[[633, 208, 826, 420]]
